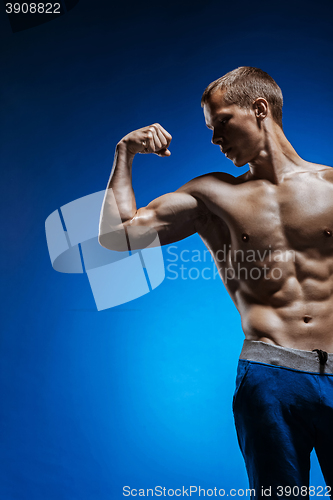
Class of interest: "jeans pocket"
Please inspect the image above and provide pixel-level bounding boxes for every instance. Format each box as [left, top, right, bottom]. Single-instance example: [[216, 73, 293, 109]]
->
[[232, 359, 251, 412]]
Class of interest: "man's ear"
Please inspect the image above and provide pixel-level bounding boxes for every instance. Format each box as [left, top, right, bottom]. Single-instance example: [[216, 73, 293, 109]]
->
[[253, 98, 268, 121]]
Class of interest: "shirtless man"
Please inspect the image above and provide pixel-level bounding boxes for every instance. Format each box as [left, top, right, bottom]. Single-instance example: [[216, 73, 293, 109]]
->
[[99, 67, 333, 498]]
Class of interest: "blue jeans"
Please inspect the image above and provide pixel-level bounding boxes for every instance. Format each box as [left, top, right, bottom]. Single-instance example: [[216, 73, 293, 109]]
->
[[233, 359, 333, 499]]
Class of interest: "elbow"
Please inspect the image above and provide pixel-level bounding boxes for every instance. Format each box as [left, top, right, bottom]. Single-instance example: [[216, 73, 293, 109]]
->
[[98, 231, 129, 252], [98, 233, 111, 249], [98, 223, 160, 252]]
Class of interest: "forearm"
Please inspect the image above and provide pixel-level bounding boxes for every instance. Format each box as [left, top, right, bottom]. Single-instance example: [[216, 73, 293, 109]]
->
[[99, 140, 137, 239]]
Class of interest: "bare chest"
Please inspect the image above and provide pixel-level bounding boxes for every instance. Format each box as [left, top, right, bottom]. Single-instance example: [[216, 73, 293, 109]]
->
[[199, 174, 333, 257]]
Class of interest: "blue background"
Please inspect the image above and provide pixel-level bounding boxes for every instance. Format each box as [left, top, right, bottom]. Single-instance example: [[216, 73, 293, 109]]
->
[[1, 0, 333, 498]]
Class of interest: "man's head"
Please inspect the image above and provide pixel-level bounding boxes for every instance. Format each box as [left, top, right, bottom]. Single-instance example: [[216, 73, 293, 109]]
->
[[201, 66, 283, 128], [202, 67, 283, 167]]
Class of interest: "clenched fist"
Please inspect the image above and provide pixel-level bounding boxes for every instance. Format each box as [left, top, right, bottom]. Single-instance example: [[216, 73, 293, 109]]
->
[[120, 123, 172, 157]]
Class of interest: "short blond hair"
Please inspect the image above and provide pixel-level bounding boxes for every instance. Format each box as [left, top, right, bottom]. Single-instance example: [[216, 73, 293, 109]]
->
[[201, 67, 283, 128]]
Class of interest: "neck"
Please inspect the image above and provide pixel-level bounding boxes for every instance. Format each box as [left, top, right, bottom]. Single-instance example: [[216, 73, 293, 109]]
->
[[248, 121, 305, 184]]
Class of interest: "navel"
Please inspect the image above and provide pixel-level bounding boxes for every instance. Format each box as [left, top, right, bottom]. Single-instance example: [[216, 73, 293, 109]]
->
[[241, 233, 249, 242], [303, 315, 312, 324], [324, 228, 332, 238]]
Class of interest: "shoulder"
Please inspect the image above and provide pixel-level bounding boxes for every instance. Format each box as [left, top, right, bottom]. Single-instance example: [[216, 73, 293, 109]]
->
[[318, 165, 333, 183], [177, 171, 242, 194], [300, 162, 333, 184], [176, 171, 248, 218], [286, 161, 333, 184]]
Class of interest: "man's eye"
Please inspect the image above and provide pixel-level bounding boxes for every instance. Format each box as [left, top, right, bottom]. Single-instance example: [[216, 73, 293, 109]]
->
[[220, 119, 228, 124]]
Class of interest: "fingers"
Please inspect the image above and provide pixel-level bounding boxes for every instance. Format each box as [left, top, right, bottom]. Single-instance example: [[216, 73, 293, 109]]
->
[[140, 124, 172, 156], [157, 148, 171, 157], [152, 128, 163, 150], [157, 124, 172, 143], [155, 127, 168, 149], [156, 124, 172, 153], [146, 128, 155, 153]]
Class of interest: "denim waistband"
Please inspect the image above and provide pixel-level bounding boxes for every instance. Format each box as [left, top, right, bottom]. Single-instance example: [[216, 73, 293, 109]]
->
[[239, 340, 333, 374]]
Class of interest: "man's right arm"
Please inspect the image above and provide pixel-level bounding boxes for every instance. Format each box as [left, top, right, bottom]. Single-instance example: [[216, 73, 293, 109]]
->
[[98, 123, 210, 251]]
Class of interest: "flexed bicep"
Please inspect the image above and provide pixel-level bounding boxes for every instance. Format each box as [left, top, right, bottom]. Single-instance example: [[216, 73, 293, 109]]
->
[[126, 191, 209, 249]]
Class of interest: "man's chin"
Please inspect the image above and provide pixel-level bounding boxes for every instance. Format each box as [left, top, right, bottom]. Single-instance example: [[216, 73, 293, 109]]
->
[[231, 157, 247, 168]]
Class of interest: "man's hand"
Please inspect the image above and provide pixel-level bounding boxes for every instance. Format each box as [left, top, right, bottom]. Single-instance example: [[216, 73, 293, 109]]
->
[[119, 123, 172, 157]]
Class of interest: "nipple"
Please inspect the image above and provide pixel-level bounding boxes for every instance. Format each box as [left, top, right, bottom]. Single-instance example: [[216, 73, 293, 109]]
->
[[324, 229, 332, 237], [241, 233, 249, 242]]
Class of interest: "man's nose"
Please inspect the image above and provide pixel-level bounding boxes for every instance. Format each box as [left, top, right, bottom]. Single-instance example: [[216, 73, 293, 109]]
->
[[212, 133, 222, 144], [211, 132, 222, 145]]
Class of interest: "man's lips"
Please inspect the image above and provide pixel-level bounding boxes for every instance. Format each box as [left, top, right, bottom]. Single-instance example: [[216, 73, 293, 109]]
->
[[221, 147, 232, 155]]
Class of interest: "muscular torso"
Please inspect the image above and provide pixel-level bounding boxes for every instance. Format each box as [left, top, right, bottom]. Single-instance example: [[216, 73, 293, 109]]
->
[[194, 163, 333, 351]]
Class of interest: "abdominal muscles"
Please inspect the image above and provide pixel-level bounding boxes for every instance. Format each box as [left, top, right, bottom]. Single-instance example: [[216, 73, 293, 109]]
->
[[218, 248, 333, 351]]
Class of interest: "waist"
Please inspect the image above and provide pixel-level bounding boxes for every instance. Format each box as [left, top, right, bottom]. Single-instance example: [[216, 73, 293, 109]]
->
[[240, 339, 333, 374]]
